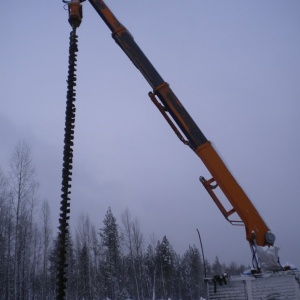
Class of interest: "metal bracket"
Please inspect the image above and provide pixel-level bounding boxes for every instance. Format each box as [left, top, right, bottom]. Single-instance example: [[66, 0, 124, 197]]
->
[[148, 91, 190, 146], [199, 176, 243, 226]]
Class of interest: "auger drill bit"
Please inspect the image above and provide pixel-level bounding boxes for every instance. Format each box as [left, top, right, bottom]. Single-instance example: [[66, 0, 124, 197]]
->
[[56, 1, 82, 299]]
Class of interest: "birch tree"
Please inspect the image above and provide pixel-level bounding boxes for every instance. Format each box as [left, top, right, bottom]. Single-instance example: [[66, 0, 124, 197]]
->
[[121, 209, 141, 300], [8, 141, 39, 299]]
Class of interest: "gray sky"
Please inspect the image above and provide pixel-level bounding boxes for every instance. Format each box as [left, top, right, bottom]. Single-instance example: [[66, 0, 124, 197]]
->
[[1, 1, 300, 267]]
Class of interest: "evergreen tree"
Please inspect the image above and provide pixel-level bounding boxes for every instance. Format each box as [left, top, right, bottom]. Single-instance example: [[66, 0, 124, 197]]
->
[[172, 251, 182, 300], [48, 237, 59, 299], [99, 207, 122, 299], [204, 259, 212, 277], [66, 233, 77, 300], [181, 245, 204, 299], [77, 243, 91, 299], [0, 168, 14, 299], [224, 261, 250, 276], [212, 256, 223, 276], [155, 236, 175, 299], [145, 243, 157, 300], [49, 232, 77, 300]]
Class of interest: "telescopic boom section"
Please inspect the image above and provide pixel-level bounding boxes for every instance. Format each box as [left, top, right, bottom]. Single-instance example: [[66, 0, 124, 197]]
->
[[87, 0, 274, 247]]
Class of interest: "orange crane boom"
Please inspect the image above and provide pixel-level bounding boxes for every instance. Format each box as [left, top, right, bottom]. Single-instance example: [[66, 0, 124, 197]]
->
[[84, 0, 275, 248]]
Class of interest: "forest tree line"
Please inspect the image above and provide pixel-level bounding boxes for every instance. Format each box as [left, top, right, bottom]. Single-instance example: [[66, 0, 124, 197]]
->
[[0, 142, 249, 300]]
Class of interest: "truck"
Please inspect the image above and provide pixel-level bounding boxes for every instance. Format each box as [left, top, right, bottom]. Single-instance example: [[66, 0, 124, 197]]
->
[[57, 1, 300, 299]]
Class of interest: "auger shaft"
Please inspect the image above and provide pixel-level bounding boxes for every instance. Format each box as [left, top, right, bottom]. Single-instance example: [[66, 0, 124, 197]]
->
[[56, 2, 82, 299]]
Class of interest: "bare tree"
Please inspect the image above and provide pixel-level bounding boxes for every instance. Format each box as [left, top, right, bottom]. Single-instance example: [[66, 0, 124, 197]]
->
[[121, 209, 139, 298], [8, 141, 39, 299], [132, 218, 145, 298], [121, 209, 144, 300], [76, 212, 93, 250], [145, 233, 158, 300]]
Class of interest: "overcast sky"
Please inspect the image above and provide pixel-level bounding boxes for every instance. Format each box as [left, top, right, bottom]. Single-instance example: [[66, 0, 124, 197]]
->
[[1, 1, 300, 268]]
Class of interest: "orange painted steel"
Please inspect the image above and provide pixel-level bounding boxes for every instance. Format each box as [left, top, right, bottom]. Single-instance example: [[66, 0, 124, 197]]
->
[[86, 0, 273, 247]]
